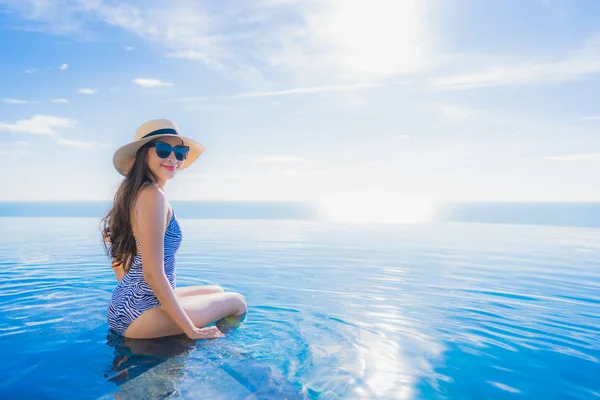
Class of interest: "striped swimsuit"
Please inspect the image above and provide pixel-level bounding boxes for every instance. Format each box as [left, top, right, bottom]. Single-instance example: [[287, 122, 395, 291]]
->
[[107, 203, 182, 336]]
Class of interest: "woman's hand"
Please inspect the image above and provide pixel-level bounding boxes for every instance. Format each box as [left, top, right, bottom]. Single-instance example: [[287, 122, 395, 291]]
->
[[186, 326, 224, 340]]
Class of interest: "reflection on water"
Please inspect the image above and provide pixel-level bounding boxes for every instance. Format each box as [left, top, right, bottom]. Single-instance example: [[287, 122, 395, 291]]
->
[[0, 218, 599, 399], [104, 313, 249, 399], [105, 330, 194, 386]]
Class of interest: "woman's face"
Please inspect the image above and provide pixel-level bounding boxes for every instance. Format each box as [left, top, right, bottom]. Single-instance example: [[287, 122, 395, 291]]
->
[[145, 136, 186, 182]]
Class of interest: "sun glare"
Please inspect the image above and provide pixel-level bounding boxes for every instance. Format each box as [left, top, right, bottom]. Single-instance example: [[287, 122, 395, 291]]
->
[[316, 0, 430, 75], [317, 192, 439, 223]]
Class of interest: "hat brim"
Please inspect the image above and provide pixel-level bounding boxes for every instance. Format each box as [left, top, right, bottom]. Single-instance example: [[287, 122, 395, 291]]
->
[[113, 134, 205, 176]]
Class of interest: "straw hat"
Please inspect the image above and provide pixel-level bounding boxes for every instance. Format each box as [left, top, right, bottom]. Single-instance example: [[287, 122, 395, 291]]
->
[[113, 119, 205, 176]]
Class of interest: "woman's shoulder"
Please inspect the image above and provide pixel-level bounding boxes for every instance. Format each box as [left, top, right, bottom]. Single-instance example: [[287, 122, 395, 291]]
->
[[133, 183, 172, 232], [135, 183, 166, 213], [141, 181, 161, 191]]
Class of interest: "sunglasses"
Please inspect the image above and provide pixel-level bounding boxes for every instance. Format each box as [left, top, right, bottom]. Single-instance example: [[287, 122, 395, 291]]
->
[[149, 141, 190, 161]]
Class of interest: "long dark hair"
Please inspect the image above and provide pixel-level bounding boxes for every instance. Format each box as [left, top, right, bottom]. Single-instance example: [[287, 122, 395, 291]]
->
[[100, 140, 159, 273]]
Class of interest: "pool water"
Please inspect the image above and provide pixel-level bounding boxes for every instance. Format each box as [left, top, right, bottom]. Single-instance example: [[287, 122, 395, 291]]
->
[[0, 218, 599, 399]]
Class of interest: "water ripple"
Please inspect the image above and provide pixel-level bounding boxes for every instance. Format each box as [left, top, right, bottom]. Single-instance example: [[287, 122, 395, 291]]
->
[[0, 218, 599, 399]]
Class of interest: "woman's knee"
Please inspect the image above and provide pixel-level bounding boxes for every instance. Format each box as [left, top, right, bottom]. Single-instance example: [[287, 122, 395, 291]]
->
[[176, 284, 224, 298], [232, 292, 247, 315], [207, 285, 225, 293]]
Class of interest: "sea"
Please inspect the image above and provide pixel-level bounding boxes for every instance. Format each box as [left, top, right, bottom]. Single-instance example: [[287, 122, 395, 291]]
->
[[0, 201, 598, 399]]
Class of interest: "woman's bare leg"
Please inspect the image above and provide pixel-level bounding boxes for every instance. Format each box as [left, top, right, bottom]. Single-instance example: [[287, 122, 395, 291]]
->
[[124, 292, 247, 339], [175, 285, 224, 298]]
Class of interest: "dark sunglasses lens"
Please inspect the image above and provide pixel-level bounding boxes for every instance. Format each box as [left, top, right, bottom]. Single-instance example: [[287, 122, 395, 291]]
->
[[154, 142, 171, 159], [154, 142, 190, 161], [174, 146, 190, 161]]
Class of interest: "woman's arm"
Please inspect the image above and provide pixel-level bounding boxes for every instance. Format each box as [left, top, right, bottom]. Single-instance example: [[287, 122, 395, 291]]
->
[[112, 261, 125, 282], [135, 186, 197, 337]]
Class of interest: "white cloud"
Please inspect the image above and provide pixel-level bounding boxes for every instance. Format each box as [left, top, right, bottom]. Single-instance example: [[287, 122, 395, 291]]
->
[[56, 137, 94, 148], [187, 173, 252, 180], [0, 115, 98, 149], [77, 88, 97, 94], [233, 82, 379, 99], [1, 0, 437, 81], [14, 141, 30, 147], [169, 82, 383, 102], [133, 78, 174, 88], [124, 45, 135, 51], [51, 98, 69, 103], [267, 0, 436, 78], [3, 98, 29, 104], [435, 104, 477, 119], [186, 168, 342, 179], [431, 35, 600, 90], [431, 61, 600, 90], [59, 63, 68, 70], [582, 115, 600, 121], [0, 115, 74, 136], [166, 50, 210, 61], [0, 149, 32, 156], [540, 152, 600, 162], [250, 156, 306, 163], [164, 96, 208, 103], [280, 169, 328, 177], [24, 68, 36, 74]]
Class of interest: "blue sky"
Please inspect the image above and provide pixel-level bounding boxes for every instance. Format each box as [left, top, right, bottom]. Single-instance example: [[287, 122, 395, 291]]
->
[[2, 0, 600, 221]]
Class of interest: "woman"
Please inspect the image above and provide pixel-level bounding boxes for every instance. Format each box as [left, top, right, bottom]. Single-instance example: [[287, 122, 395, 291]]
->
[[100, 119, 247, 340]]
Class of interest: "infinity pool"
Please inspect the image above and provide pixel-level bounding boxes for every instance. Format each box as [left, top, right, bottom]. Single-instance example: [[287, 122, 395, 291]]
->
[[0, 218, 599, 399]]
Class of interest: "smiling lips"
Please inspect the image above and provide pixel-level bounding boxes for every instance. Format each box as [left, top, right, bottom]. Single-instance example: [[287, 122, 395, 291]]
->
[[162, 165, 175, 171]]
